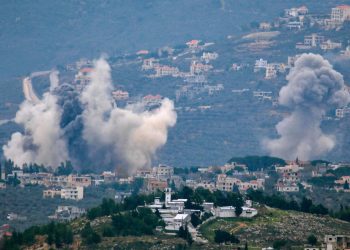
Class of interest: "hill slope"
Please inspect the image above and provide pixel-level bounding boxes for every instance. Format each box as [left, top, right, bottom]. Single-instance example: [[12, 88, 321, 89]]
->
[[200, 206, 350, 247]]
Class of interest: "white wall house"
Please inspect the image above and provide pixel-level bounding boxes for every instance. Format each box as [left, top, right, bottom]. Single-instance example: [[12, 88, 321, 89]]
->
[[215, 206, 258, 218], [61, 186, 84, 200]]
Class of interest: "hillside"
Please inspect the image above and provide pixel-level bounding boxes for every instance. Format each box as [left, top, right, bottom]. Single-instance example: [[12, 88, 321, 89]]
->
[[200, 206, 350, 248]]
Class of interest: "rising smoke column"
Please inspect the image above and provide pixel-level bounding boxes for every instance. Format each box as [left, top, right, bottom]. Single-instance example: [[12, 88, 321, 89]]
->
[[80, 58, 177, 174], [3, 92, 69, 168], [264, 53, 350, 160], [49, 70, 59, 92]]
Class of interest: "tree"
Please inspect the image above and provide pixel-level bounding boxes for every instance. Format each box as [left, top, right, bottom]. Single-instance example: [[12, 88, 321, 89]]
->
[[81, 223, 101, 245], [214, 230, 239, 244], [235, 205, 243, 217], [177, 225, 193, 245], [344, 181, 350, 190], [155, 208, 161, 218], [191, 213, 201, 228], [170, 180, 177, 192], [310, 204, 328, 215], [307, 234, 317, 246], [56, 161, 74, 176], [102, 225, 114, 237], [300, 197, 313, 213], [273, 239, 287, 249]]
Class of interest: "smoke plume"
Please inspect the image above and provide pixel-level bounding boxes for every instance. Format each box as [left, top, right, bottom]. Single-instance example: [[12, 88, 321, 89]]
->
[[3, 93, 69, 167], [3, 58, 177, 174], [264, 53, 350, 160], [49, 70, 59, 91], [81, 58, 177, 174]]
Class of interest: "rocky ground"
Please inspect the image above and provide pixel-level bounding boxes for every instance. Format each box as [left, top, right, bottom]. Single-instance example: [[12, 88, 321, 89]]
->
[[200, 205, 350, 247]]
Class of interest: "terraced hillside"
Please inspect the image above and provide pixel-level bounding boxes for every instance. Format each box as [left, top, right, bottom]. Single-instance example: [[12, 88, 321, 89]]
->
[[200, 206, 350, 248]]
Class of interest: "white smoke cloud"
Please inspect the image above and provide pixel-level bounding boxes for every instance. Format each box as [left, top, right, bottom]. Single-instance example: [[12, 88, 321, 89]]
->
[[49, 70, 60, 92], [264, 53, 350, 160], [81, 58, 177, 174], [0, 119, 11, 126], [3, 92, 69, 168]]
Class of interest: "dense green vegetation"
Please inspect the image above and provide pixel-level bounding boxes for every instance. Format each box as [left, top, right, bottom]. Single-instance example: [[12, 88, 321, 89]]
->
[[3, 222, 73, 249], [86, 194, 159, 220], [111, 207, 164, 236], [228, 156, 286, 171], [214, 230, 240, 244], [247, 189, 350, 222], [177, 225, 193, 245], [247, 189, 329, 215], [308, 176, 337, 188], [310, 160, 330, 166], [327, 166, 350, 178]]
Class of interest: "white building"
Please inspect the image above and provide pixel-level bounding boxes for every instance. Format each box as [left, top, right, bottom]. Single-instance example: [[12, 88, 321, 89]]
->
[[201, 52, 218, 63], [112, 90, 129, 101], [61, 186, 84, 200], [276, 184, 299, 192], [215, 206, 258, 218], [154, 65, 180, 77], [324, 235, 350, 250], [304, 34, 325, 47], [321, 40, 342, 50], [142, 58, 159, 70], [331, 5, 350, 25], [49, 206, 86, 221], [254, 59, 268, 72], [265, 64, 277, 79], [165, 213, 190, 231], [190, 60, 213, 75]]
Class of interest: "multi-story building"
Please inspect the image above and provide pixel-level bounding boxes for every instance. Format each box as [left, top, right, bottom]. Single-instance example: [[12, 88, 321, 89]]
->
[[239, 179, 265, 192], [254, 58, 268, 72], [61, 186, 84, 200], [154, 65, 180, 77], [143, 94, 163, 107], [43, 175, 68, 187], [216, 174, 241, 191], [265, 64, 277, 79], [112, 90, 129, 101], [43, 189, 61, 198], [75, 67, 93, 87], [335, 107, 350, 118], [324, 235, 350, 250], [142, 58, 159, 70], [201, 52, 218, 63], [190, 61, 213, 75], [276, 163, 301, 192], [135, 168, 153, 178], [67, 175, 92, 187], [331, 5, 350, 25], [146, 178, 168, 193], [304, 34, 325, 47], [152, 165, 174, 179], [320, 40, 342, 50], [101, 171, 116, 183], [49, 206, 86, 221], [186, 40, 200, 49], [276, 183, 299, 192]]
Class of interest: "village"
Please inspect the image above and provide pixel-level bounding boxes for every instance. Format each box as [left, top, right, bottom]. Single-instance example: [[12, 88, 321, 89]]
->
[[1, 2, 350, 249], [1, 154, 350, 248]]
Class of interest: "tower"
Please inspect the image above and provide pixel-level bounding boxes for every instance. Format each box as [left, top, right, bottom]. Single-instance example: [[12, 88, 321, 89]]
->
[[165, 187, 172, 206]]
